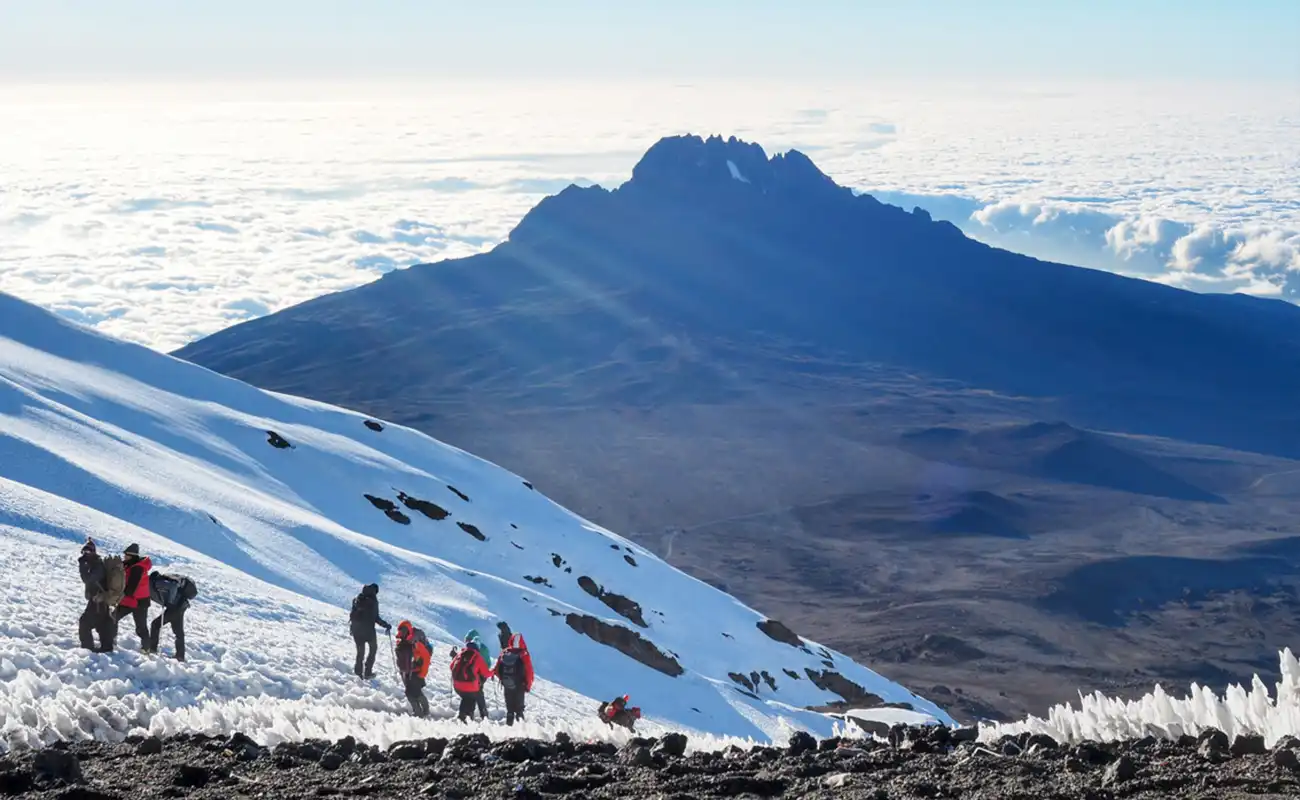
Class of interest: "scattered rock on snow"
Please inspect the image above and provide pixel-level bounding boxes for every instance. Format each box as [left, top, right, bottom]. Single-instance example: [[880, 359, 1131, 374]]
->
[[523, 575, 552, 587], [396, 492, 449, 521], [576, 575, 647, 627], [447, 485, 470, 502], [266, 430, 292, 449], [363, 420, 384, 432], [457, 521, 486, 541], [623, 554, 638, 567], [564, 613, 684, 676], [756, 618, 803, 649]]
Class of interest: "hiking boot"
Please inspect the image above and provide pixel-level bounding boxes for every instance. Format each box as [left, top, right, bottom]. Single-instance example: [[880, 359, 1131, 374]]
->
[[362, 671, 375, 680]]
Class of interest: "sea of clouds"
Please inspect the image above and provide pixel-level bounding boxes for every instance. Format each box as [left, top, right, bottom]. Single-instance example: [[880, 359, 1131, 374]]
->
[[2, 79, 1296, 351]]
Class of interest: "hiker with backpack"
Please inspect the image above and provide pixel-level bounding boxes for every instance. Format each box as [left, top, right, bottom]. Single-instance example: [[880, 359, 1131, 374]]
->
[[348, 584, 391, 679], [147, 571, 197, 661], [496, 621, 513, 653], [77, 539, 121, 652], [464, 629, 493, 719], [113, 544, 153, 650], [493, 633, 534, 726], [598, 695, 642, 731], [450, 638, 494, 722], [394, 621, 431, 717]]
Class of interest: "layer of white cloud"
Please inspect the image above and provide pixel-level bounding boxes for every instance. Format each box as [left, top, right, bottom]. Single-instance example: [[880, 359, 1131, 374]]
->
[[1, 80, 1296, 351]]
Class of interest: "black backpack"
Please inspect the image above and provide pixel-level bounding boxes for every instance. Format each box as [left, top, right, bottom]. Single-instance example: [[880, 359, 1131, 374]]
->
[[150, 572, 197, 607], [497, 650, 523, 689]]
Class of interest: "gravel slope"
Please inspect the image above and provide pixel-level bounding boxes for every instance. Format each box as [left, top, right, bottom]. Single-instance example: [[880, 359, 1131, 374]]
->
[[5, 725, 1300, 799]]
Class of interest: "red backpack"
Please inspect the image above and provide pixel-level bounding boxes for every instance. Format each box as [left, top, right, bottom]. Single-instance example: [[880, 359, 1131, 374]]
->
[[451, 647, 479, 684]]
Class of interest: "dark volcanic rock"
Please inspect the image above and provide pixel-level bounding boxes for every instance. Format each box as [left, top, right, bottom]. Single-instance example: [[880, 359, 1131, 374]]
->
[[447, 485, 470, 502], [1103, 754, 1136, 786], [756, 618, 804, 648], [577, 575, 647, 627], [1275, 748, 1300, 772], [457, 521, 486, 541], [788, 731, 816, 756], [136, 736, 163, 756], [173, 765, 211, 788], [266, 430, 291, 449], [388, 741, 425, 761], [397, 491, 449, 521], [1199, 728, 1231, 762], [364, 420, 384, 431], [1231, 733, 1267, 756], [11, 731, 1300, 800], [563, 612, 685, 674], [34, 751, 82, 785]]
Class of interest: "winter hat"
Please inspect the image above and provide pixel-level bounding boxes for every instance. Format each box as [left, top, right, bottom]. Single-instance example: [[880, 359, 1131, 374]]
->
[[124, 543, 140, 557], [81, 539, 97, 554]]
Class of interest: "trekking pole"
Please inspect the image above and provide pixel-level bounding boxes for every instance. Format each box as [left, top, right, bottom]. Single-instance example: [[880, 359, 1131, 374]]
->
[[387, 630, 398, 683]]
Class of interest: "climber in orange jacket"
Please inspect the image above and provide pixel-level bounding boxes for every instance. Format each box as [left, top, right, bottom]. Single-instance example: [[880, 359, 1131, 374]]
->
[[394, 621, 431, 717], [114, 544, 153, 651], [450, 642, 494, 722]]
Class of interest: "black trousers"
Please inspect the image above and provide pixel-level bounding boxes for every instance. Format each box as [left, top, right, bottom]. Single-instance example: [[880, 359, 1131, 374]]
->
[[504, 686, 526, 726], [353, 630, 377, 677], [114, 600, 151, 648], [149, 605, 186, 661], [78, 599, 113, 651], [476, 685, 489, 719], [456, 690, 484, 722], [404, 676, 429, 717]]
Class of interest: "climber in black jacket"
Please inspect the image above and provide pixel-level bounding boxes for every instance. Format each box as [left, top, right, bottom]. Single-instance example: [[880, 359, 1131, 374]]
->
[[348, 583, 391, 679]]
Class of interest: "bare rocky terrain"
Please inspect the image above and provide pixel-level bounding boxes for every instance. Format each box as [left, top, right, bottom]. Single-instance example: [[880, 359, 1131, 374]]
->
[[7, 726, 1300, 800]]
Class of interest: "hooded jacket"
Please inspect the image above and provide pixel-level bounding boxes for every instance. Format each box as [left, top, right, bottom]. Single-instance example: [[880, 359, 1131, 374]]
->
[[395, 621, 430, 680], [349, 584, 390, 634], [493, 633, 534, 692], [465, 629, 492, 665], [79, 550, 106, 602], [119, 554, 152, 608]]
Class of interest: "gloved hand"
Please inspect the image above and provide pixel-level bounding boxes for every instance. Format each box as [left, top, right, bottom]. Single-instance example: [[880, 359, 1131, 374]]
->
[[382, 622, 392, 632]]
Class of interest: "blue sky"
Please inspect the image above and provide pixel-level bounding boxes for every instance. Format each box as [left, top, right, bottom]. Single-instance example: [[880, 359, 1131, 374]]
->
[[3, 0, 1297, 83]]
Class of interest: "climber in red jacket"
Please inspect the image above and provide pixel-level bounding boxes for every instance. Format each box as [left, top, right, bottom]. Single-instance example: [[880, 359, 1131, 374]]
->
[[450, 643, 494, 722], [114, 543, 153, 651], [493, 633, 534, 725]]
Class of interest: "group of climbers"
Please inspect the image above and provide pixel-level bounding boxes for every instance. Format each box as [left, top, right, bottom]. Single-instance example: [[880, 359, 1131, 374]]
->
[[77, 539, 195, 660], [348, 584, 639, 729], [75, 541, 638, 729]]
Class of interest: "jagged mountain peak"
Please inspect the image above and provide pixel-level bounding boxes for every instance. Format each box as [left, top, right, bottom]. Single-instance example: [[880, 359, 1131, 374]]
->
[[628, 133, 836, 196]]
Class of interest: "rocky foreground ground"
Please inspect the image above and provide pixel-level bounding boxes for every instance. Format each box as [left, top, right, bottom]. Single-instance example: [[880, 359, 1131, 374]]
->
[[4, 724, 1300, 800]]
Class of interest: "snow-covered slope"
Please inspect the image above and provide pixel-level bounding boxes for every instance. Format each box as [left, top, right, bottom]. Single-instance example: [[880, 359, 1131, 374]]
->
[[0, 292, 951, 752]]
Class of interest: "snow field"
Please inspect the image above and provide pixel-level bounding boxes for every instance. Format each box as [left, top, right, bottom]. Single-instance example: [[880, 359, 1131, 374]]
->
[[0, 291, 950, 750]]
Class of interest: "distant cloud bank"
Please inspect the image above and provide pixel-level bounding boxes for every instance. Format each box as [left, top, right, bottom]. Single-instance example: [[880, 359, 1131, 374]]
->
[[0, 80, 1294, 350]]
